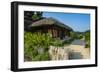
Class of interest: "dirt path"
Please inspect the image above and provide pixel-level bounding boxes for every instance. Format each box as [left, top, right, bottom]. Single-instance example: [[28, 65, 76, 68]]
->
[[65, 45, 90, 59], [65, 39, 90, 59]]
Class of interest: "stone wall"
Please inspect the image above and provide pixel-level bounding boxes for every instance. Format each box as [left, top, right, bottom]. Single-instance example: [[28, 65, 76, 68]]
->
[[49, 45, 90, 60], [49, 46, 68, 60]]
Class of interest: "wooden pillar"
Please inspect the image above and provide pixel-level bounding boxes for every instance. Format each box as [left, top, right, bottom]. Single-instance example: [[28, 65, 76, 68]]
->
[[48, 29, 52, 37]]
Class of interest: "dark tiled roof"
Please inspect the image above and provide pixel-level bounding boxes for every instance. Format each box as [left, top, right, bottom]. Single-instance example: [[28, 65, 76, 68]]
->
[[29, 17, 73, 31]]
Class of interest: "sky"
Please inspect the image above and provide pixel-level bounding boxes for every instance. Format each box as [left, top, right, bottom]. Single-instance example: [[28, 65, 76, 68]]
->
[[43, 12, 90, 32]]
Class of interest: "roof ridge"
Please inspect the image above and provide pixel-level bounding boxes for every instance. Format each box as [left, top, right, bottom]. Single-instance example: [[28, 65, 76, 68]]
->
[[29, 17, 73, 31]]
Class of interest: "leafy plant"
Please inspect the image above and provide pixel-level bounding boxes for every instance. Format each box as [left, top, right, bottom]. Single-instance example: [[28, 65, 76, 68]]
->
[[32, 51, 50, 61], [84, 31, 90, 48], [51, 38, 63, 47], [32, 12, 43, 20], [24, 32, 52, 61], [32, 14, 40, 20]]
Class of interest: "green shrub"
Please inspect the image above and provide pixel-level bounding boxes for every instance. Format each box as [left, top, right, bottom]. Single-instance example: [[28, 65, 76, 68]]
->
[[70, 32, 79, 39], [84, 31, 90, 48], [32, 14, 40, 20], [25, 31, 75, 61], [31, 51, 50, 61], [40, 52, 50, 61], [51, 38, 63, 47], [24, 32, 52, 61]]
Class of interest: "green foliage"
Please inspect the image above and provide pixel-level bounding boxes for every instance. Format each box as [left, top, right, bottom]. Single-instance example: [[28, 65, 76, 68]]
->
[[78, 34, 83, 39], [70, 31, 84, 40], [32, 12, 43, 20], [25, 32, 52, 48], [85, 31, 90, 41], [51, 38, 63, 47], [24, 32, 52, 61], [24, 32, 37, 61], [70, 32, 79, 39], [32, 52, 50, 61], [25, 31, 85, 61], [32, 14, 40, 20], [84, 31, 90, 48]]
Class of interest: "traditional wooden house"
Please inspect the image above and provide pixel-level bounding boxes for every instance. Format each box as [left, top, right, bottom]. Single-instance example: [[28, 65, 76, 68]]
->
[[27, 17, 73, 39], [24, 11, 73, 39]]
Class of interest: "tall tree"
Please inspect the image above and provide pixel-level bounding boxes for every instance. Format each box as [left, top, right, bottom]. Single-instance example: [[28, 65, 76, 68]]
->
[[24, 11, 43, 31]]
